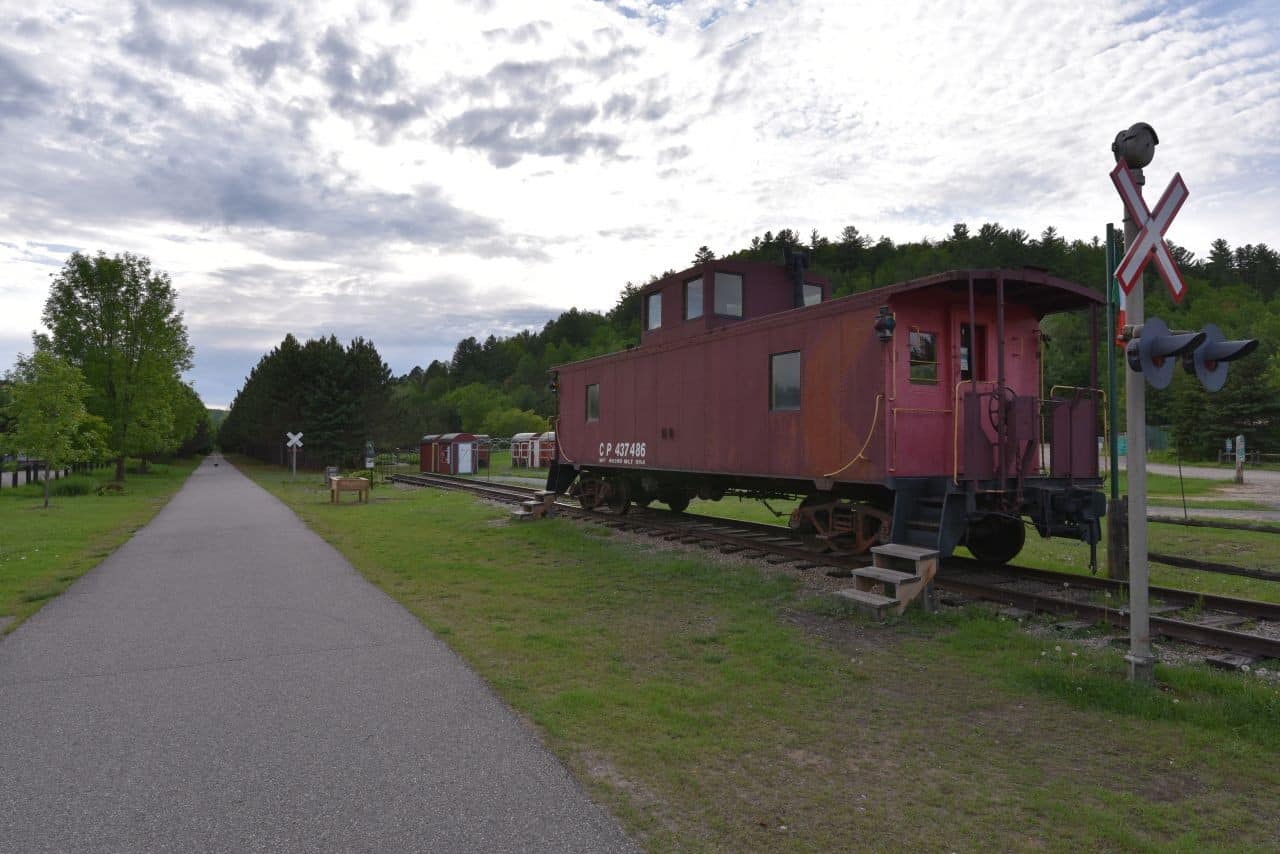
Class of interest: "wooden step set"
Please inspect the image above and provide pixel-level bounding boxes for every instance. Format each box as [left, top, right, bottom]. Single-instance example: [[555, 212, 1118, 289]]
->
[[511, 490, 558, 521], [832, 543, 939, 619]]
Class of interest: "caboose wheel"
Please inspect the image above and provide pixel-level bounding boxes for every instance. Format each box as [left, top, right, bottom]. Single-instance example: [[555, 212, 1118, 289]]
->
[[663, 494, 690, 513], [577, 475, 603, 510], [605, 478, 631, 514], [964, 515, 1026, 564]]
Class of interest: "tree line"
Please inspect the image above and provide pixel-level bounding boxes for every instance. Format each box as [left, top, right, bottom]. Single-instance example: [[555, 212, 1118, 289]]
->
[[2, 252, 207, 502], [219, 223, 1279, 464]]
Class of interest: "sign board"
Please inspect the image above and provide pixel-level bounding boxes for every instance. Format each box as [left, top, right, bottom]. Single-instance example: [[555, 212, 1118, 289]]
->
[[286, 431, 304, 448], [1109, 160, 1189, 302], [365, 440, 375, 469], [1116, 434, 1128, 457], [1236, 434, 1246, 465]]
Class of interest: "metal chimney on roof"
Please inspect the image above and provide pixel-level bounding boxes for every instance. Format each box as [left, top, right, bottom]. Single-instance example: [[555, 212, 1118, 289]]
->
[[784, 246, 809, 308]]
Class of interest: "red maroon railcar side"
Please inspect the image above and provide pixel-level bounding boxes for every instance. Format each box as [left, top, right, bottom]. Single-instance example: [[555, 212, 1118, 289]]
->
[[549, 261, 1106, 564]]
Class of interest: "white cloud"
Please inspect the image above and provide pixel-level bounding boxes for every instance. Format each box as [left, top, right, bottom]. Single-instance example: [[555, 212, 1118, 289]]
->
[[1, 0, 1277, 407]]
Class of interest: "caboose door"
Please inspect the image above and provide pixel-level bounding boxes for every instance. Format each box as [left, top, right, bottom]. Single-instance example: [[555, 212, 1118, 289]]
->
[[952, 308, 997, 481]]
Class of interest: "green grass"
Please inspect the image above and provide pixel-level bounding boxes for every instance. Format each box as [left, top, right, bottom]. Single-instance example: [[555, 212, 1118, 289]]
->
[[1013, 518, 1280, 603], [236, 455, 1280, 852], [0, 459, 200, 630]]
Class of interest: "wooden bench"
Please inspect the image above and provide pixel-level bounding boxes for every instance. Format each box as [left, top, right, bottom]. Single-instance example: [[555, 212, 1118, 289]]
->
[[330, 476, 370, 504]]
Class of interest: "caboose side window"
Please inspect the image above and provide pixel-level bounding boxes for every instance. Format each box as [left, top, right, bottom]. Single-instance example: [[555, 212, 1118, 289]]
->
[[909, 331, 938, 384], [714, 272, 743, 317], [770, 351, 801, 410], [646, 292, 662, 330], [803, 283, 822, 306], [685, 277, 703, 319], [586, 384, 599, 421]]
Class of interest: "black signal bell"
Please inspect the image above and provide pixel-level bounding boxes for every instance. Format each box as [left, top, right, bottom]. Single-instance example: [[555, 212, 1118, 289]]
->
[[1181, 323, 1258, 392]]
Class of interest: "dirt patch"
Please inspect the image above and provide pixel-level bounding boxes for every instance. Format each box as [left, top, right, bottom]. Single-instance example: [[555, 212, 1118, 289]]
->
[[778, 606, 906, 654], [582, 753, 662, 809], [1214, 481, 1280, 509], [1137, 770, 1206, 803]]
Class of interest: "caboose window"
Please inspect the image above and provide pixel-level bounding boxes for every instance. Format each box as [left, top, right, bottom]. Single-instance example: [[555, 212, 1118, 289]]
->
[[803, 283, 822, 306], [685, 277, 703, 319], [586, 384, 599, 421], [909, 331, 938, 384], [959, 324, 988, 381], [646, 292, 662, 330], [714, 272, 743, 317], [770, 351, 801, 411]]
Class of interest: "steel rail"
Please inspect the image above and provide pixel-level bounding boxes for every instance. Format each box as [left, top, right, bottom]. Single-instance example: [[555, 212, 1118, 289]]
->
[[945, 556, 1280, 622], [935, 577, 1280, 660]]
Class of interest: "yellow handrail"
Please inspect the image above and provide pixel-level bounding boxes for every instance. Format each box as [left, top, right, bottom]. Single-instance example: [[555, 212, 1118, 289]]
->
[[551, 416, 575, 465], [824, 394, 882, 478]]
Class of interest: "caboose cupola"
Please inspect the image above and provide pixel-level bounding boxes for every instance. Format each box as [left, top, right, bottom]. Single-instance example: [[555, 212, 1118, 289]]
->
[[638, 259, 828, 347]]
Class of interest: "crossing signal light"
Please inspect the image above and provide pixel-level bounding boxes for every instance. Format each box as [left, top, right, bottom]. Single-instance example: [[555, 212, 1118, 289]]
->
[[1182, 323, 1258, 392], [1126, 316, 1204, 390]]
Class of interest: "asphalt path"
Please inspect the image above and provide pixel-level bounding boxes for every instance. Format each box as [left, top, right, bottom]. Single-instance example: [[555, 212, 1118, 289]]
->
[[1108, 457, 1280, 484], [0, 455, 633, 853]]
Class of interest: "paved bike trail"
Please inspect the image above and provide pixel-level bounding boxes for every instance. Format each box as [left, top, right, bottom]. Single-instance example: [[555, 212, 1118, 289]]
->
[[0, 456, 633, 853]]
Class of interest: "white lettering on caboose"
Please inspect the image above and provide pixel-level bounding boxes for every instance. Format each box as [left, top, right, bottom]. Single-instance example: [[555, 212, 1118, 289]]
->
[[597, 441, 648, 466]]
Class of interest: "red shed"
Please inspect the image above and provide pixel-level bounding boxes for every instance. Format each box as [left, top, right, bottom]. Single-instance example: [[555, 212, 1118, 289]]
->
[[535, 432, 557, 468], [511, 432, 537, 467], [437, 432, 477, 475], [419, 434, 440, 473]]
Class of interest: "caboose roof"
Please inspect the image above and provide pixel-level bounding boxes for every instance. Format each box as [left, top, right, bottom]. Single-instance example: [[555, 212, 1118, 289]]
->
[[555, 267, 1100, 372], [871, 268, 1103, 315], [636, 259, 829, 296]]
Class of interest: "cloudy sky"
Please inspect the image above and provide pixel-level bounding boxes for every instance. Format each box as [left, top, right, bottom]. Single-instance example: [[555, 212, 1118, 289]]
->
[[2, 0, 1277, 406]]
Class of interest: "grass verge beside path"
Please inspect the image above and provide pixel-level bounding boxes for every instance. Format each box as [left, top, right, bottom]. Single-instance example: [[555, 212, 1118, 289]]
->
[[0, 458, 200, 631], [237, 456, 1280, 852]]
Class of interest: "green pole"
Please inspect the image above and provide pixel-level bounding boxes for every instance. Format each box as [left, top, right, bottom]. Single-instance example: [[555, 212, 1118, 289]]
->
[[1106, 223, 1120, 502]]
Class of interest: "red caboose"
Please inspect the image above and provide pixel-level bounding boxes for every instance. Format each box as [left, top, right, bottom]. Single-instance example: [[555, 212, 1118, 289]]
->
[[549, 258, 1105, 564]]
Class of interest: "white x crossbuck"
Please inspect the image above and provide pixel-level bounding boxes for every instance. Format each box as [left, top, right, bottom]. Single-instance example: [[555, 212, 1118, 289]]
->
[[286, 431, 303, 448], [1110, 160, 1190, 303]]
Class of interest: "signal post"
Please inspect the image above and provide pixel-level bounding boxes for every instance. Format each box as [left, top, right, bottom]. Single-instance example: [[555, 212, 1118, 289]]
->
[[1110, 123, 1258, 684]]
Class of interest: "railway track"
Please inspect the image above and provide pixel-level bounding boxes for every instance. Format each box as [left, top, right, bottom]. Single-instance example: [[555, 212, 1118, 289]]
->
[[389, 472, 1280, 662]]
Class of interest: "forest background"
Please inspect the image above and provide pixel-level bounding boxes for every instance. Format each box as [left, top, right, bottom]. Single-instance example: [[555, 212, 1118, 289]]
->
[[217, 223, 1280, 468]]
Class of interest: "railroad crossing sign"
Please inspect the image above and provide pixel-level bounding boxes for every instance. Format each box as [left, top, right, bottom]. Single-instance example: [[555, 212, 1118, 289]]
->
[[1110, 160, 1189, 302], [286, 431, 303, 480]]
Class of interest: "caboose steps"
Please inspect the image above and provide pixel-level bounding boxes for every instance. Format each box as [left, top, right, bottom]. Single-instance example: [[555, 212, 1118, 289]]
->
[[836, 544, 939, 615], [852, 565, 918, 586], [511, 491, 558, 522], [873, 543, 940, 562], [832, 588, 899, 619]]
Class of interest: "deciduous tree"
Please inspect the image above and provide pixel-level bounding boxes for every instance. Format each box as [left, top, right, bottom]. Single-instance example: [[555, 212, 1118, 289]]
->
[[42, 252, 194, 480], [6, 351, 107, 508]]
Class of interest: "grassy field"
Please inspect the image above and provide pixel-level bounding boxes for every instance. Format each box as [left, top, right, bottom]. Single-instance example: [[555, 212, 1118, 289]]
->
[[236, 455, 1280, 852], [0, 459, 199, 631]]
